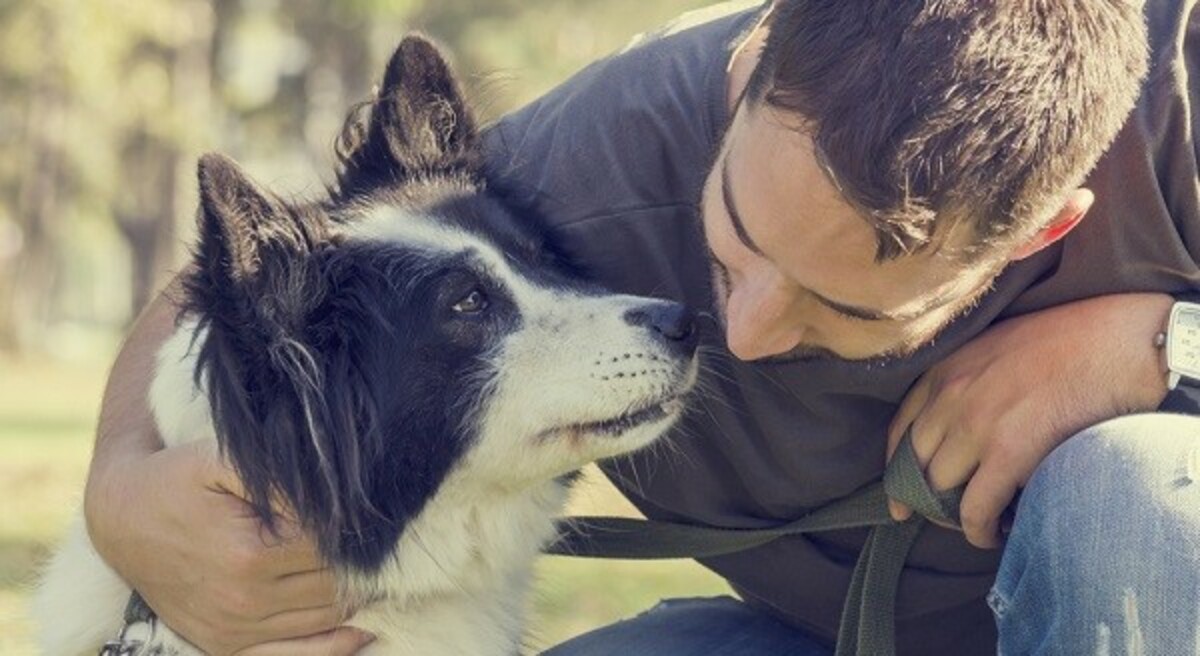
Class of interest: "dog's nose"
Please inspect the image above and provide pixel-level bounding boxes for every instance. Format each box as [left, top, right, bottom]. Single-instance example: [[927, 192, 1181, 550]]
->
[[623, 301, 699, 355]]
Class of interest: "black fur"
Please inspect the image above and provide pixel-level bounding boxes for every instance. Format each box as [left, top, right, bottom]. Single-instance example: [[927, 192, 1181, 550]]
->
[[182, 36, 565, 572]]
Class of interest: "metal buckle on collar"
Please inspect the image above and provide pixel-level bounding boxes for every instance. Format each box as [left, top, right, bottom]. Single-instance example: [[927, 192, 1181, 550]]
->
[[98, 592, 159, 656], [98, 620, 160, 656], [98, 636, 145, 656]]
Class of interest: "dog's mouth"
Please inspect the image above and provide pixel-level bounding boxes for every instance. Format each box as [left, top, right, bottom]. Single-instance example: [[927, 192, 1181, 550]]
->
[[541, 394, 685, 441]]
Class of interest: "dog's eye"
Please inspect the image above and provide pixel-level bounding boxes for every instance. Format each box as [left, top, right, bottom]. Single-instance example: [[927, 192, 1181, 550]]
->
[[452, 289, 489, 314]]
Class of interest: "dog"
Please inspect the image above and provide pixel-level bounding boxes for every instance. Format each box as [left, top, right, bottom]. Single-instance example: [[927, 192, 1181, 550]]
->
[[33, 35, 699, 655]]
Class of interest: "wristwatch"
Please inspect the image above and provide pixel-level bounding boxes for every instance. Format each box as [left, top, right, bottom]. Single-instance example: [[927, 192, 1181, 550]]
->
[[1158, 295, 1200, 414], [1163, 300, 1200, 391]]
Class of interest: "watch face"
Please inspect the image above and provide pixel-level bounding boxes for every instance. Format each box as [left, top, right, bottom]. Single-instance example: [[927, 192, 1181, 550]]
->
[[1167, 303, 1200, 381]]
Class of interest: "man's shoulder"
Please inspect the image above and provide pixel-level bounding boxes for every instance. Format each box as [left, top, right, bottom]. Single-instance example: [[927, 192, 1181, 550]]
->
[[482, 2, 763, 227], [617, 0, 764, 56]]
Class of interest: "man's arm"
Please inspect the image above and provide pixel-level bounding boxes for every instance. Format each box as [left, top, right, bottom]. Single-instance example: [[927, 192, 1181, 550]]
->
[[886, 292, 1174, 548], [82, 275, 372, 656], [86, 274, 183, 505]]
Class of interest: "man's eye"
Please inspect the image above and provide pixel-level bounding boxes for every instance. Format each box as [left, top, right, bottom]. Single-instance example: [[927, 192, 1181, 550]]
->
[[836, 309, 872, 323], [452, 289, 489, 314]]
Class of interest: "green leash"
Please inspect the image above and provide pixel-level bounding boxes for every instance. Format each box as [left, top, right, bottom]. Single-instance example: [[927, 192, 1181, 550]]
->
[[546, 429, 963, 656]]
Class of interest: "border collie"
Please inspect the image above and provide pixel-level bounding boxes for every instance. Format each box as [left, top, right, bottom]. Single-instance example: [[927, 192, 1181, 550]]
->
[[33, 36, 698, 655]]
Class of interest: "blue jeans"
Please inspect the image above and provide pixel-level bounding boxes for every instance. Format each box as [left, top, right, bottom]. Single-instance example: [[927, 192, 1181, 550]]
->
[[542, 414, 1200, 656]]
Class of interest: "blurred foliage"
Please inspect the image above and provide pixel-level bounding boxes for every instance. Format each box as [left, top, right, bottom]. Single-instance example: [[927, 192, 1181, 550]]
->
[[0, 0, 711, 357]]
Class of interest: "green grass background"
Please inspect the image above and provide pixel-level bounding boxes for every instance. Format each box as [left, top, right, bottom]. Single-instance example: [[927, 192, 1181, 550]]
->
[[0, 352, 729, 654]]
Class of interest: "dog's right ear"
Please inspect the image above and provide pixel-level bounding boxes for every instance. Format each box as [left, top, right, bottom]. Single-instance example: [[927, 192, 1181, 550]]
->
[[191, 152, 328, 358], [189, 153, 338, 543], [335, 35, 480, 198], [196, 153, 318, 286]]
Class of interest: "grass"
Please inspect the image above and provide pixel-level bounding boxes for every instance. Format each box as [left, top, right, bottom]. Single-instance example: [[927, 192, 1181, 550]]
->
[[0, 352, 729, 654]]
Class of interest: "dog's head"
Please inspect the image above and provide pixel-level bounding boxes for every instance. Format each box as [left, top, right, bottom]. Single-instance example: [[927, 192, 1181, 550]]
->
[[185, 36, 698, 574]]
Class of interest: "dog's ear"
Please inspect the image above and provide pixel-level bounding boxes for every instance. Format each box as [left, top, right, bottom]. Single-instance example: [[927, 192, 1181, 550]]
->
[[196, 153, 318, 284], [336, 35, 479, 196], [189, 154, 346, 550], [190, 152, 329, 361]]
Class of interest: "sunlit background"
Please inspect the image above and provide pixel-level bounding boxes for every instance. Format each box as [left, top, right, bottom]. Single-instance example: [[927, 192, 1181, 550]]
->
[[0, 0, 732, 652]]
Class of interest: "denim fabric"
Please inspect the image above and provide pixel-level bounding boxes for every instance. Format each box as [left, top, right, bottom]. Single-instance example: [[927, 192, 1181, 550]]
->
[[991, 413, 1200, 656], [539, 596, 832, 656], [543, 413, 1200, 656]]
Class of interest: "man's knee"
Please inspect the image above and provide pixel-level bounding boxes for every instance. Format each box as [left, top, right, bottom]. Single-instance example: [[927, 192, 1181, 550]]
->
[[1007, 412, 1200, 582], [1025, 412, 1200, 517], [992, 413, 1200, 652]]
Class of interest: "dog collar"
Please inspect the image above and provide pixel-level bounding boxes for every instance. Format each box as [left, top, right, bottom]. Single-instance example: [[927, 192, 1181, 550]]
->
[[98, 592, 158, 656]]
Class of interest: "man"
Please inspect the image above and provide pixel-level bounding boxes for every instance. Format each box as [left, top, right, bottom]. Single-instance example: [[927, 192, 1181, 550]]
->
[[84, 1, 1200, 654]]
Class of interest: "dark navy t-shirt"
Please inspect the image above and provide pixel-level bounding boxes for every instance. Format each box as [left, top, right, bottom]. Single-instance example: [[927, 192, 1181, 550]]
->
[[482, 2, 1200, 653]]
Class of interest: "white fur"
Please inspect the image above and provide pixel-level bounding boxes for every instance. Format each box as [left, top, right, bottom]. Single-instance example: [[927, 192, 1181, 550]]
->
[[34, 213, 695, 655]]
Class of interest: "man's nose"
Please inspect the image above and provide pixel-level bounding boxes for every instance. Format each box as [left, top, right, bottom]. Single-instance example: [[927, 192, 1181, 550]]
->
[[724, 288, 803, 361]]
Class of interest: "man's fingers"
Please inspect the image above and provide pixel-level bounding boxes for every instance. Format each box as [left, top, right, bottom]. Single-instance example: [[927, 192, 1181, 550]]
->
[[888, 377, 939, 522], [181, 439, 248, 497], [237, 627, 375, 656], [924, 427, 981, 493], [959, 464, 1020, 549], [221, 512, 324, 576], [254, 603, 350, 640], [887, 498, 912, 522], [887, 378, 931, 458], [261, 531, 324, 573], [193, 442, 303, 523], [887, 414, 949, 523], [270, 566, 340, 611]]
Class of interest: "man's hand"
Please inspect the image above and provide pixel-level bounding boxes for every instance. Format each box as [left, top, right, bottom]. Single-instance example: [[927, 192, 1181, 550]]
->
[[86, 440, 373, 655], [886, 293, 1173, 549]]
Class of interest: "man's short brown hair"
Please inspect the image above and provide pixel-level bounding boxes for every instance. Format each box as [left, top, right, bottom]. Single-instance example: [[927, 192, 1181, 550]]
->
[[748, 0, 1149, 261]]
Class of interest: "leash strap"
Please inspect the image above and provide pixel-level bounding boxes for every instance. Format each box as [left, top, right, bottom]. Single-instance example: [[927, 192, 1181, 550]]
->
[[546, 429, 963, 656]]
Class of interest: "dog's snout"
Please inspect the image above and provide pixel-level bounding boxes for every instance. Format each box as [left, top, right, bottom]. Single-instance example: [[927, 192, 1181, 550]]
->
[[623, 302, 698, 355]]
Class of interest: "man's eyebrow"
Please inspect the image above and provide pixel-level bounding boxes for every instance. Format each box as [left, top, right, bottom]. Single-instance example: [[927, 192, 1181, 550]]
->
[[720, 147, 947, 323], [721, 156, 767, 257]]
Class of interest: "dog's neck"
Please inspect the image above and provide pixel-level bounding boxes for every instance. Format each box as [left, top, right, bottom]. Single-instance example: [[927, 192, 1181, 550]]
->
[[346, 472, 568, 653]]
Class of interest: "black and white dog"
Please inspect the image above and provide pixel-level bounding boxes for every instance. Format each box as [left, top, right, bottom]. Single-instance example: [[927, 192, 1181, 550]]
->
[[34, 36, 698, 655]]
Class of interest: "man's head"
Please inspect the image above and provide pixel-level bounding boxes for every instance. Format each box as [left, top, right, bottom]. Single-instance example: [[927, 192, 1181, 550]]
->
[[702, 0, 1148, 361]]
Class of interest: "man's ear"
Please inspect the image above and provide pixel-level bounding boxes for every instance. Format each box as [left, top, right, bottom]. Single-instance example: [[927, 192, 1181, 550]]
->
[[336, 35, 479, 197], [1009, 188, 1094, 261]]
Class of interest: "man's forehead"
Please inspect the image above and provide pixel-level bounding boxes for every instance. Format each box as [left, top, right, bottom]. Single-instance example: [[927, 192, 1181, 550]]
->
[[727, 103, 981, 316]]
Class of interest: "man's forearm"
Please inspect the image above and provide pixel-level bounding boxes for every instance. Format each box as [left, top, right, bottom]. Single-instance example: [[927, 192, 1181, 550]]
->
[[1096, 292, 1173, 412], [84, 273, 186, 542]]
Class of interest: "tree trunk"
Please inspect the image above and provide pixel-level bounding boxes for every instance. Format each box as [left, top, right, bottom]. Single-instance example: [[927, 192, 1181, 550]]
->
[[0, 58, 66, 353]]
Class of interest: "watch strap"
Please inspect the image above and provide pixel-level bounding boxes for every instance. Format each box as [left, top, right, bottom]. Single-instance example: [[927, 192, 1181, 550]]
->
[[1160, 384, 1200, 414], [1170, 288, 1200, 304]]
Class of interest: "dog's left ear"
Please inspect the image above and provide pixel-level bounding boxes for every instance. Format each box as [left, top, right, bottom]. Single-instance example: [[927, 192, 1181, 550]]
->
[[336, 35, 479, 196]]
